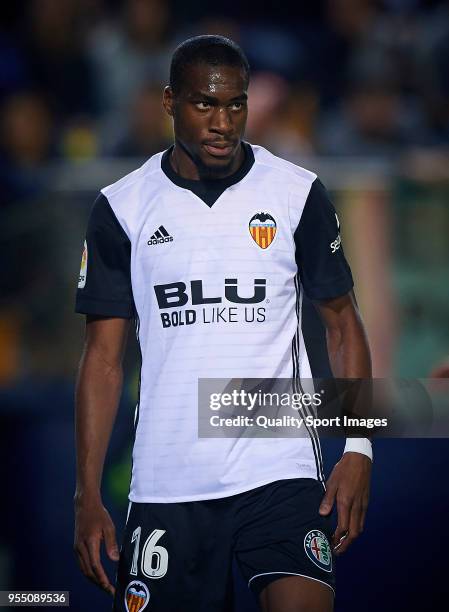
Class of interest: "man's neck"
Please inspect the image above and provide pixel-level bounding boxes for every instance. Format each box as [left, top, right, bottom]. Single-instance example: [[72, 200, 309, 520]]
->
[[170, 140, 245, 181]]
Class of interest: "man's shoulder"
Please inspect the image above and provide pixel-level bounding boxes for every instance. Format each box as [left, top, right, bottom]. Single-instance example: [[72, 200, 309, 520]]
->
[[100, 150, 166, 202], [250, 143, 317, 189]]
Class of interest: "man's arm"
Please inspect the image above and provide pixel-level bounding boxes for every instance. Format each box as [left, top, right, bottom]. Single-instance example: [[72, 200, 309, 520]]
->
[[315, 291, 371, 378], [74, 315, 130, 595], [314, 291, 372, 556]]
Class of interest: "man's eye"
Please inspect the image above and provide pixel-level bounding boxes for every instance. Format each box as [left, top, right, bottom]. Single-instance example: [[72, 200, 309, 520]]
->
[[195, 102, 210, 110], [231, 102, 243, 110]]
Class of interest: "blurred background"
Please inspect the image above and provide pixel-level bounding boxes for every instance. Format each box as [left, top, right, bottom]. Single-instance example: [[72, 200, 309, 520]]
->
[[0, 0, 448, 610]]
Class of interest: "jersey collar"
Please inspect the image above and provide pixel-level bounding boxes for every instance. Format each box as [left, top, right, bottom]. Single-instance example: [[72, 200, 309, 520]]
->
[[161, 142, 255, 207]]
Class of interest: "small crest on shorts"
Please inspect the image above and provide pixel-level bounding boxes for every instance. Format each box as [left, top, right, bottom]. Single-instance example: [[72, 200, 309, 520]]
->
[[249, 212, 277, 249], [124, 580, 150, 612], [304, 530, 332, 572]]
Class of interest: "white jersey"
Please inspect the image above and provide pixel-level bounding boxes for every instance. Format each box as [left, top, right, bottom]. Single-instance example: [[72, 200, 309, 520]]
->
[[76, 143, 353, 502]]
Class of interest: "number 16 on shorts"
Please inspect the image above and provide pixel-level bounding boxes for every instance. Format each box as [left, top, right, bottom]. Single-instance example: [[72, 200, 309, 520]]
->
[[130, 527, 169, 579]]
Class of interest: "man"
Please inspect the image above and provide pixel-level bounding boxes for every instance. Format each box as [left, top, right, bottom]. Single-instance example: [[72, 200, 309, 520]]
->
[[74, 35, 372, 612]]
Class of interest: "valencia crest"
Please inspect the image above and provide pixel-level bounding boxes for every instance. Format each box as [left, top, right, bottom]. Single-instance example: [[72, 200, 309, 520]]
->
[[125, 580, 150, 612], [249, 212, 277, 249]]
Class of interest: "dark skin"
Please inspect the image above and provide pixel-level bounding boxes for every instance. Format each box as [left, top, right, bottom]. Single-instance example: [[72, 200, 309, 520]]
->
[[74, 63, 372, 611], [162, 63, 248, 179]]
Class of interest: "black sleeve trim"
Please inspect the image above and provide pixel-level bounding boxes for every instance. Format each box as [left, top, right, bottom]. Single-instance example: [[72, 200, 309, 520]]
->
[[75, 297, 134, 318], [294, 178, 354, 301], [75, 193, 134, 318]]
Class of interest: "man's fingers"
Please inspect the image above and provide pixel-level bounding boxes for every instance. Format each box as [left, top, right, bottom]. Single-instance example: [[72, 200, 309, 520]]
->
[[334, 530, 354, 555], [85, 537, 106, 585], [77, 553, 90, 579], [86, 536, 114, 594], [319, 479, 337, 515], [359, 490, 369, 533], [332, 495, 351, 549], [79, 539, 115, 596], [349, 501, 362, 537], [335, 501, 362, 556], [76, 546, 89, 578], [332, 532, 348, 555], [104, 524, 120, 562], [77, 541, 96, 582], [332, 526, 348, 552], [359, 495, 369, 533]]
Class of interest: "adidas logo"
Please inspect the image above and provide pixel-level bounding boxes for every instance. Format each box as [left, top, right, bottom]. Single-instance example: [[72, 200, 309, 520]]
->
[[147, 225, 173, 245]]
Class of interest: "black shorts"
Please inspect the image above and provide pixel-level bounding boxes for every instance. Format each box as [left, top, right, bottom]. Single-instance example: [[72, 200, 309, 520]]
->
[[113, 478, 335, 612]]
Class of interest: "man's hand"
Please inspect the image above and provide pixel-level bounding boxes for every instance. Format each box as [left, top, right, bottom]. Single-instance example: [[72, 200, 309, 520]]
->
[[318, 452, 371, 556], [74, 494, 120, 596]]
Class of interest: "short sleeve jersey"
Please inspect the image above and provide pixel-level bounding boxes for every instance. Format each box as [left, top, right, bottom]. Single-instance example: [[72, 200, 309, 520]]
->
[[76, 143, 353, 503]]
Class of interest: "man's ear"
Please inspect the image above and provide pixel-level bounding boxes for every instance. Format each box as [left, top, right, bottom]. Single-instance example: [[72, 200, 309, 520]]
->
[[163, 86, 174, 117]]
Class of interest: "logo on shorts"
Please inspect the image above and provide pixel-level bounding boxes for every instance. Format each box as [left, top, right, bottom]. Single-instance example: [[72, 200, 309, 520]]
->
[[125, 580, 150, 612], [249, 212, 277, 249], [304, 530, 332, 572]]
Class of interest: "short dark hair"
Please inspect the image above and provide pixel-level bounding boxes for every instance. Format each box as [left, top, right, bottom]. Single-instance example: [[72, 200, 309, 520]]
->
[[169, 35, 250, 95]]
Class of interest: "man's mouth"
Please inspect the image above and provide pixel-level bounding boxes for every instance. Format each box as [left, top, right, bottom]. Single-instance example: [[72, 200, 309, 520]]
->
[[202, 142, 235, 157]]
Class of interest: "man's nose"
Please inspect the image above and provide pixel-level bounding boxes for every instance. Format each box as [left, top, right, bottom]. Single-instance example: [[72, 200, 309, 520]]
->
[[209, 107, 233, 134]]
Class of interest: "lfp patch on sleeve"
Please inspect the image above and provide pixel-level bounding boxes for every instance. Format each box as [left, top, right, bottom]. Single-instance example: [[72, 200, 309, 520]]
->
[[78, 240, 88, 288], [304, 529, 333, 572], [125, 580, 150, 612]]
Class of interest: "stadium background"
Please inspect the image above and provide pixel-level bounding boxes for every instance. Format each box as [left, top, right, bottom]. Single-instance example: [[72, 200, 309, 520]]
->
[[1, 0, 449, 609]]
